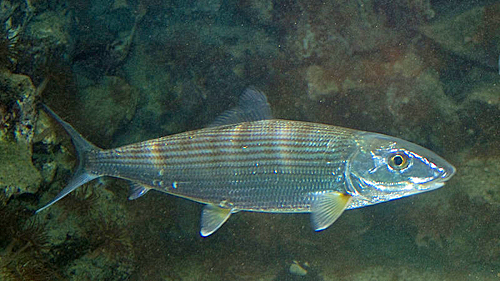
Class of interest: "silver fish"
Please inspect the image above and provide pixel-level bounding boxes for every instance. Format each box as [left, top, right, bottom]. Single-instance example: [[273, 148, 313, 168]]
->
[[36, 89, 455, 236]]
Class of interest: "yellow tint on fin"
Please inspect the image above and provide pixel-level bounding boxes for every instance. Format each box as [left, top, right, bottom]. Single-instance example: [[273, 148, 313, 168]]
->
[[310, 192, 352, 231], [200, 204, 232, 237]]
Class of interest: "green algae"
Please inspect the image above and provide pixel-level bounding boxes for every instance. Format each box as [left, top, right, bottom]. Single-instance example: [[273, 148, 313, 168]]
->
[[0, 140, 42, 198]]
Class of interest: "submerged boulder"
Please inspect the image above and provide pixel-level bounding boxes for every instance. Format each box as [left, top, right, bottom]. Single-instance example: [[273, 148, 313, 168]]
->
[[419, 3, 500, 69], [0, 69, 42, 198]]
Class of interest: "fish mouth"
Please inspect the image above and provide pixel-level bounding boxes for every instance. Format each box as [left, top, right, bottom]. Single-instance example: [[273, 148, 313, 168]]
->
[[440, 163, 456, 182], [419, 163, 456, 190]]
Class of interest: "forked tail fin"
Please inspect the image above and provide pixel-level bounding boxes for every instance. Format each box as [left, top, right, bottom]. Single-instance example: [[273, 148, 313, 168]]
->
[[36, 105, 101, 213]]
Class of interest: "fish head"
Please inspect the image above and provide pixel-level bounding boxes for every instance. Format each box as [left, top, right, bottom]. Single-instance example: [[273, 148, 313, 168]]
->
[[345, 132, 456, 206]]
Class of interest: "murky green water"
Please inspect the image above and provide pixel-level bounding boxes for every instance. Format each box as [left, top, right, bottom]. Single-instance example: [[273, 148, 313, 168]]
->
[[0, 0, 499, 280]]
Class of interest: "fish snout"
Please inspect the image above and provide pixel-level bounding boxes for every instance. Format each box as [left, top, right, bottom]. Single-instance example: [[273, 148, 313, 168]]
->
[[439, 163, 456, 182]]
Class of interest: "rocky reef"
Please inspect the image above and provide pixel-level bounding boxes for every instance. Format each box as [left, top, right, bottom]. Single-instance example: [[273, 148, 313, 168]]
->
[[0, 0, 499, 280]]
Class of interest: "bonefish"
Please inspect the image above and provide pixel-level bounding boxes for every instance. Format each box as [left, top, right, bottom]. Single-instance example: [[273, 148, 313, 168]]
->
[[36, 89, 455, 236]]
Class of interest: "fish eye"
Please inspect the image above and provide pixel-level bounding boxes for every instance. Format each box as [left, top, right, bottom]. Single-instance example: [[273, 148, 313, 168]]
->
[[388, 153, 409, 170]]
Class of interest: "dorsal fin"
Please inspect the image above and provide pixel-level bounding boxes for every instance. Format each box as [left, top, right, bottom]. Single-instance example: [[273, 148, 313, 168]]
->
[[208, 88, 273, 127]]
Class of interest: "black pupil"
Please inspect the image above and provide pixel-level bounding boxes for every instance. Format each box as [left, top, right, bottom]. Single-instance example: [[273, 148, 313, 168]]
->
[[393, 155, 404, 166]]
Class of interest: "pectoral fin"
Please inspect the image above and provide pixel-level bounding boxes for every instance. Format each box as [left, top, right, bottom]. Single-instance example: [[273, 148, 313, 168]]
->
[[311, 192, 352, 231], [200, 204, 232, 237]]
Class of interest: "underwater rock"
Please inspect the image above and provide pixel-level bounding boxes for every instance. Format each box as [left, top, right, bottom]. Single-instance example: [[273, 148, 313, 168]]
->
[[0, 69, 38, 144], [0, 0, 25, 71], [461, 73, 500, 203], [75, 75, 138, 147], [398, 146, 500, 270], [26, 11, 71, 48], [111, 0, 129, 11], [0, 141, 42, 198], [17, 8, 73, 78], [273, 260, 323, 281], [0, 69, 42, 197], [301, 46, 460, 152], [279, 0, 461, 151], [339, 265, 459, 280], [235, 0, 274, 26], [106, 5, 146, 74], [193, 0, 222, 13], [459, 156, 500, 206], [287, 0, 400, 61], [468, 82, 500, 111], [374, 0, 436, 28], [419, 3, 500, 70], [459, 77, 500, 153], [381, 67, 460, 145], [305, 65, 340, 101]]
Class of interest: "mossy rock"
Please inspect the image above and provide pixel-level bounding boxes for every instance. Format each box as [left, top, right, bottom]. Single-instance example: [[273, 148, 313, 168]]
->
[[0, 141, 42, 197]]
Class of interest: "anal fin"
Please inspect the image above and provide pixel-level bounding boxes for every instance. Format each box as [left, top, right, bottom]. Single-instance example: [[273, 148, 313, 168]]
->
[[311, 192, 352, 231], [200, 204, 232, 237], [128, 182, 150, 200]]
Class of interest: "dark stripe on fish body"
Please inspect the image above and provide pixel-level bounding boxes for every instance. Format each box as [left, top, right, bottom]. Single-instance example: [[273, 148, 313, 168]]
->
[[95, 131, 352, 163], [117, 120, 352, 149], [121, 148, 345, 166], [112, 133, 340, 156], [105, 126, 355, 161]]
